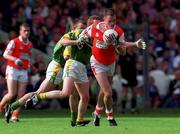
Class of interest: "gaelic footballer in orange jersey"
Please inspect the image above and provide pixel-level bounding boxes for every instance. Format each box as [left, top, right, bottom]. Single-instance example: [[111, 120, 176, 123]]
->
[[0, 23, 32, 123], [79, 8, 146, 127]]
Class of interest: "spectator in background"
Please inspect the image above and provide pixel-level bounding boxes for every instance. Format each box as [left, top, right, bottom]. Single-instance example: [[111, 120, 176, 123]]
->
[[22, 0, 32, 22], [170, 9, 180, 33], [46, 29, 61, 56], [163, 69, 180, 108], [8, 30, 18, 40], [30, 53, 46, 87], [148, 76, 160, 108], [154, 31, 166, 57], [149, 66, 170, 105], [34, 70, 46, 91], [173, 49, 180, 70]]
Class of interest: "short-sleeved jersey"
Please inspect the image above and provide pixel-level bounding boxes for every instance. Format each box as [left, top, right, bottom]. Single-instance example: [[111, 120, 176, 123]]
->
[[84, 22, 125, 65], [5, 36, 33, 69], [64, 29, 92, 65]]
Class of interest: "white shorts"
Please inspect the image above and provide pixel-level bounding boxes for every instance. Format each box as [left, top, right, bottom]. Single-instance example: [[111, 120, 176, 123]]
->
[[63, 59, 88, 83], [90, 55, 115, 76], [46, 60, 63, 85], [6, 65, 28, 82]]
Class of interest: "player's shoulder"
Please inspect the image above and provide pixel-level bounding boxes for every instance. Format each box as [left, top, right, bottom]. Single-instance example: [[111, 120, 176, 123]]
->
[[114, 25, 124, 35], [9, 37, 19, 46], [74, 28, 83, 37], [12, 37, 19, 42], [62, 32, 71, 39]]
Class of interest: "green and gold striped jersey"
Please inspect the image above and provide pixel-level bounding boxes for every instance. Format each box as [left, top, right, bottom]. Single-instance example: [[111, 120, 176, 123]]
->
[[64, 29, 92, 65]]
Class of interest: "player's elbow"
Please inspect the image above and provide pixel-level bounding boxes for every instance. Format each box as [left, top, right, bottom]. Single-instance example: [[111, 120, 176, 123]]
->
[[59, 39, 68, 46], [3, 51, 8, 59]]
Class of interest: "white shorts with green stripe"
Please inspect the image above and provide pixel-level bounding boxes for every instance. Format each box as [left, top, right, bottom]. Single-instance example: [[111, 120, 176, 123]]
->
[[46, 60, 63, 85], [63, 59, 88, 83]]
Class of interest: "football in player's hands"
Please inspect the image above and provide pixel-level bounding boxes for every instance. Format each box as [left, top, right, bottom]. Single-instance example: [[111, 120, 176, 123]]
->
[[103, 29, 118, 46], [15, 58, 23, 66]]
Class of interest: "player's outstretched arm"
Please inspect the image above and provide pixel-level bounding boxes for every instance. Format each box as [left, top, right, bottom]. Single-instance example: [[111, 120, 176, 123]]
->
[[60, 38, 79, 46], [120, 39, 146, 50]]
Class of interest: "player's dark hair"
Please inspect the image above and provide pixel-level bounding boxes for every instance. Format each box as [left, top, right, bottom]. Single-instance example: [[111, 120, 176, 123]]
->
[[72, 19, 85, 30], [104, 8, 115, 17]]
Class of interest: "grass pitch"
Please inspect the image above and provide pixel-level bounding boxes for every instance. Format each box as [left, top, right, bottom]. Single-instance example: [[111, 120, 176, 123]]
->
[[1, 108, 180, 134]]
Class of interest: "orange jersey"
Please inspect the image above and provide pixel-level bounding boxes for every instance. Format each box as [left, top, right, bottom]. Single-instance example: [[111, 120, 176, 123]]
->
[[86, 22, 124, 65], [6, 36, 33, 69]]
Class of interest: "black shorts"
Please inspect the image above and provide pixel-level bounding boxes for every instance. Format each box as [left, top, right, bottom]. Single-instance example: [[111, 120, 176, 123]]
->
[[122, 78, 137, 87]]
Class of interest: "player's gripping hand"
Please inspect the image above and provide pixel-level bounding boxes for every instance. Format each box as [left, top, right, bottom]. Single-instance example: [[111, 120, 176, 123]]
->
[[14, 58, 23, 66], [110, 34, 118, 46], [78, 36, 89, 45], [135, 39, 146, 50]]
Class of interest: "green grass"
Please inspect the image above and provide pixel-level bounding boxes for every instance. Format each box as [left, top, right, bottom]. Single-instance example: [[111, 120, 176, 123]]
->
[[1, 109, 180, 134]]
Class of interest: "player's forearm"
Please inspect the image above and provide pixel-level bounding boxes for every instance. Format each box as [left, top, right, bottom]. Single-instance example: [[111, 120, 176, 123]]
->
[[60, 39, 79, 46], [3, 51, 17, 62], [120, 41, 136, 47], [121, 39, 146, 50]]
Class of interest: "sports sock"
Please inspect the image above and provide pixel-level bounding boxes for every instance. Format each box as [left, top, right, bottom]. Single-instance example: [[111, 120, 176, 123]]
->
[[38, 93, 46, 100], [76, 117, 84, 122], [12, 111, 19, 119], [71, 112, 77, 122], [11, 101, 21, 110], [94, 106, 103, 115], [106, 109, 114, 120], [0, 104, 4, 112]]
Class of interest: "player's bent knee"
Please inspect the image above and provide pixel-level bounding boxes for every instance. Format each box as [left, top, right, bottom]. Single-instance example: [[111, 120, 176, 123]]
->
[[104, 91, 112, 98], [7, 94, 16, 100], [80, 93, 89, 102]]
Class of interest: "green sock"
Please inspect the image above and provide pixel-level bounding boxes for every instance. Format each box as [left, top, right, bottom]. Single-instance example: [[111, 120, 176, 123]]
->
[[11, 101, 21, 110], [71, 112, 77, 122]]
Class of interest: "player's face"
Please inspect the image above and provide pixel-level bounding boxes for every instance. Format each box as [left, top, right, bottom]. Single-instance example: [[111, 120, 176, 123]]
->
[[87, 19, 93, 26], [93, 19, 100, 25], [76, 22, 86, 29], [20, 26, 30, 39], [87, 19, 100, 26], [104, 15, 116, 29]]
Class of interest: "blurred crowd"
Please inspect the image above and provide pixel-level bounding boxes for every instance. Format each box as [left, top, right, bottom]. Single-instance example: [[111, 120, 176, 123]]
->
[[0, 0, 180, 109]]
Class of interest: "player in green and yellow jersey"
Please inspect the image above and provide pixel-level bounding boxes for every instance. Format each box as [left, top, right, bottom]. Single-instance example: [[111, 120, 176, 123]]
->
[[30, 21, 92, 126]]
